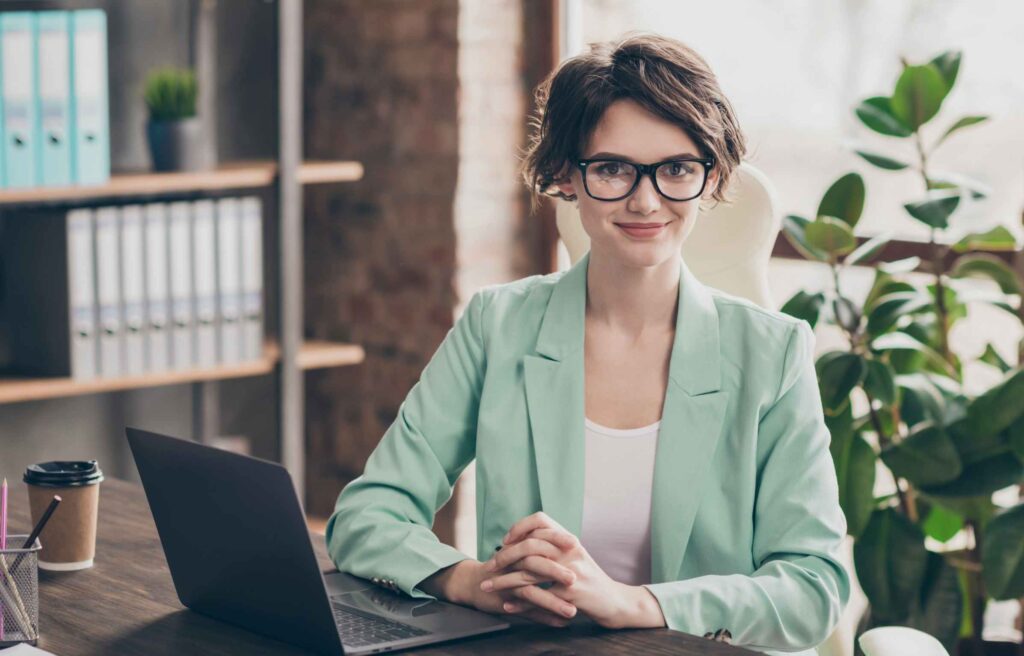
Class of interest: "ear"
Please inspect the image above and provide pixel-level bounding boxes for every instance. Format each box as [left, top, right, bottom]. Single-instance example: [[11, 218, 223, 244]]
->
[[554, 177, 577, 201], [702, 167, 721, 200]]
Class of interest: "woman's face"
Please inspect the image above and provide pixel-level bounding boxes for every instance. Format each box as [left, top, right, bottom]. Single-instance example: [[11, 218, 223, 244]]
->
[[557, 99, 718, 270]]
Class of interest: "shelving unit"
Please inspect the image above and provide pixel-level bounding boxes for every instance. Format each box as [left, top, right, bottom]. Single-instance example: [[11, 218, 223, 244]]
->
[[0, 1, 360, 503], [0, 159, 363, 207]]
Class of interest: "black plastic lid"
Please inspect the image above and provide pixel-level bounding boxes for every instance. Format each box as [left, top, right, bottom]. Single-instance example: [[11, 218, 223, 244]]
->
[[23, 461, 104, 488]]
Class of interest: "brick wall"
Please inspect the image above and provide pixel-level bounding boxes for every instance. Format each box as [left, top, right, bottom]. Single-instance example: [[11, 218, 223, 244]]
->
[[302, 0, 537, 553]]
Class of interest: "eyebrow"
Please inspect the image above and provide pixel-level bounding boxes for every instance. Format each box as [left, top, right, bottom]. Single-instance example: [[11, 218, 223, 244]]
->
[[584, 151, 702, 162]]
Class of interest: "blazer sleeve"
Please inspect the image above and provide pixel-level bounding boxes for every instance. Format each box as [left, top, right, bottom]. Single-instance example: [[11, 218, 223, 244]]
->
[[643, 320, 851, 652], [325, 289, 488, 600]]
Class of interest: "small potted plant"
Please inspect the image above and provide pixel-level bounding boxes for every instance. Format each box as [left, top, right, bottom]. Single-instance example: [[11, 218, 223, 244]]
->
[[143, 67, 208, 172]]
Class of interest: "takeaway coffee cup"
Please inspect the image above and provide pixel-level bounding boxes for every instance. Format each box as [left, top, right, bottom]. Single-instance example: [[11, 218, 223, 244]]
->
[[23, 460, 104, 571]]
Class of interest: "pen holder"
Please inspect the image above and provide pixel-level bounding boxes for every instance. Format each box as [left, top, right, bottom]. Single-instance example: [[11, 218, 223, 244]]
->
[[0, 535, 42, 647]]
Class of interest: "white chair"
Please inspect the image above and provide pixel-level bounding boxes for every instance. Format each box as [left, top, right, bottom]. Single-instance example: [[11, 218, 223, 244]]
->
[[858, 627, 950, 656], [555, 161, 864, 656]]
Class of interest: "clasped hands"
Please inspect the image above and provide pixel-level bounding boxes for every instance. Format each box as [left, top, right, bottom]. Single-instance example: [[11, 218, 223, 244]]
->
[[460, 512, 665, 629]]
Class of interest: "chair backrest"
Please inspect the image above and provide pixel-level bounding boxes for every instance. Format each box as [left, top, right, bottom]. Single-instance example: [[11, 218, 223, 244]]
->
[[555, 161, 782, 309], [858, 627, 949, 656]]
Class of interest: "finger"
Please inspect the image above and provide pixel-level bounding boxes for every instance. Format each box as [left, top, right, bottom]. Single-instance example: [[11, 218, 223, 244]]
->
[[484, 557, 575, 591], [503, 511, 562, 546], [489, 538, 562, 571], [523, 527, 579, 550], [510, 582, 577, 619], [507, 605, 570, 628]]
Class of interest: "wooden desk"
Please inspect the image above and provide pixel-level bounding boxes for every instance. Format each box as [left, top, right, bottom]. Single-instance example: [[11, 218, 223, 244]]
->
[[7, 478, 754, 655]]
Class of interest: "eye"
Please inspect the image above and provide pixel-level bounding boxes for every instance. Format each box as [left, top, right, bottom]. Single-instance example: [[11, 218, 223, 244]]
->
[[594, 161, 624, 176], [664, 161, 696, 177]]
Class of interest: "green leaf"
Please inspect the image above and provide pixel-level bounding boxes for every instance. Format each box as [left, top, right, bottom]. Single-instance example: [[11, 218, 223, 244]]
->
[[781, 291, 826, 328], [903, 190, 961, 229], [908, 552, 964, 652], [929, 50, 962, 92], [805, 216, 858, 256], [928, 171, 991, 200], [854, 508, 929, 623], [981, 503, 1024, 600], [833, 296, 861, 333], [816, 351, 868, 414], [832, 432, 877, 539], [880, 422, 962, 487], [953, 225, 1017, 253], [948, 418, 1013, 467], [827, 404, 876, 538], [1007, 414, 1024, 461], [866, 291, 933, 336], [920, 455, 1024, 498], [897, 373, 947, 427], [855, 96, 913, 138], [863, 358, 898, 406], [935, 115, 988, 148], [922, 504, 964, 543], [964, 367, 1024, 437], [979, 343, 1012, 374], [872, 332, 954, 377], [891, 64, 949, 130], [845, 232, 893, 267], [817, 173, 866, 228], [854, 150, 910, 171], [950, 254, 1021, 295], [782, 214, 828, 261]]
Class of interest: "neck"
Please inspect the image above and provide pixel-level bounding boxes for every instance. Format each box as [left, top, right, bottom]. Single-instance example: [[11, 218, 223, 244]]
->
[[585, 250, 680, 336]]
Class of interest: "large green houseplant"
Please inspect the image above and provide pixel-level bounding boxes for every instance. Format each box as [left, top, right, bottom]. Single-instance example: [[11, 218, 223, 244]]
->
[[779, 50, 1024, 655]]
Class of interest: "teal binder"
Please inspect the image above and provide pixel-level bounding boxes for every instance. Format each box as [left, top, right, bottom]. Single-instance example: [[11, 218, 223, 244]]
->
[[1, 12, 40, 189], [70, 10, 109, 185], [37, 11, 73, 187]]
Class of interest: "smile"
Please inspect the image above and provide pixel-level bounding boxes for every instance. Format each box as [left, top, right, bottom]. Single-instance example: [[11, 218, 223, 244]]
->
[[616, 222, 669, 239]]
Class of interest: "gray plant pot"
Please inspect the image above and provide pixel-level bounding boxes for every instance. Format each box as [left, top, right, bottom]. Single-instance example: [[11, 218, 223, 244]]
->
[[146, 117, 210, 172]]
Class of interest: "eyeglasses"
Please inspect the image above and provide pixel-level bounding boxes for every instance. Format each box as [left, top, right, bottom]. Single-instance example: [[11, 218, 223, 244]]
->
[[575, 157, 715, 202]]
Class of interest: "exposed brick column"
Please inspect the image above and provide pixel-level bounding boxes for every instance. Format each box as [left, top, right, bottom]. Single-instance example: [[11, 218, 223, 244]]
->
[[302, 1, 461, 541]]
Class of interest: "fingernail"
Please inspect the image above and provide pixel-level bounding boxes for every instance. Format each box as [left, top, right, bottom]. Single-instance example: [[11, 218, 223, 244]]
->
[[502, 533, 510, 543], [503, 602, 515, 612], [563, 605, 575, 617], [480, 580, 493, 591]]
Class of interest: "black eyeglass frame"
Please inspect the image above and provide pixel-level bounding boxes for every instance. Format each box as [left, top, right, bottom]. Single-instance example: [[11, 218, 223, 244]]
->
[[575, 157, 716, 202]]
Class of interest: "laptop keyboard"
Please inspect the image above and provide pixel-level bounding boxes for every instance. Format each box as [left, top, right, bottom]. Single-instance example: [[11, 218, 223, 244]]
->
[[331, 599, 432, 647]]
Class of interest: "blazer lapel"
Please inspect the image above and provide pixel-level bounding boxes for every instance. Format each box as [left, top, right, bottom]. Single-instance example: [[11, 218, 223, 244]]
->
[[523, 252, 589, 538], [522, 251, 729, 583], [651, 258, 729, 583]]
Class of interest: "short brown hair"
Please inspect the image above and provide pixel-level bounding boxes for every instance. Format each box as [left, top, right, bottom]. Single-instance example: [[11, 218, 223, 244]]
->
[[521, 33, 747, 209]]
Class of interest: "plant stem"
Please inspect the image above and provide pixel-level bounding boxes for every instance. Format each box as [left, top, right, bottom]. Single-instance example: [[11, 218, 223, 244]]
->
[[914, 129, 955, 368]]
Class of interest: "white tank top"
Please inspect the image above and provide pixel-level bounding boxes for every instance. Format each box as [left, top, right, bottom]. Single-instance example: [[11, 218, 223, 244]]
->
[[580, 415, 660, 586]]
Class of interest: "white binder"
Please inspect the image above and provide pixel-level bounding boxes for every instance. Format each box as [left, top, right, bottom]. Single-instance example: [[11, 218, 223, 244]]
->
[[94, 206, 122, 377], [144, 203, 172, 372], [216, 197, 244, 364], [66, 208, 97, 378], [192, 199, 218, 367], [168, 201, 194, 369], [120, 204, 146, 375], [240, 196, 264, 361]]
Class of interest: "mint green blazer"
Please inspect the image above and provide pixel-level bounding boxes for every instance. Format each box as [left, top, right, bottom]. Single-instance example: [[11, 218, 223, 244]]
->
[[326, 251, 850, 655]]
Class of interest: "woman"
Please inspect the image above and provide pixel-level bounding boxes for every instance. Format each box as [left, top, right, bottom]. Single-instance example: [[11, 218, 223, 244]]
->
[[326, 33, 849, 655]]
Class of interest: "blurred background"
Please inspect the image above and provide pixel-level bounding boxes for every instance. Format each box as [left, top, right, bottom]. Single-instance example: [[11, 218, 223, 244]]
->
[[0, 1, 1021, 653]]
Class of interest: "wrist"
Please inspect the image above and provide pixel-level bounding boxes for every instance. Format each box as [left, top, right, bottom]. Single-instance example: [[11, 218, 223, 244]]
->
[[420, 558, 477, 604], [616, 583, 666, 629]]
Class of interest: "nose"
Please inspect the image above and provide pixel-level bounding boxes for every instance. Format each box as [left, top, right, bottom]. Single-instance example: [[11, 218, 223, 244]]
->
[[627, 173, 661, 216]]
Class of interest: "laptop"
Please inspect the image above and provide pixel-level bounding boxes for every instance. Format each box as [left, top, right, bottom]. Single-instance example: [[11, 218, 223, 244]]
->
[[126, 427, 510, 655]]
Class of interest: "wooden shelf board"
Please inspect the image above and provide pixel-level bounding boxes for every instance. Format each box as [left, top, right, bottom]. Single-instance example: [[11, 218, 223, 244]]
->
[[0, 339, 364, 404], [297, 341, 365, 370], [297, 160, 364, 185], [0, 159, 362, 207], [0, 354, 277, 405]]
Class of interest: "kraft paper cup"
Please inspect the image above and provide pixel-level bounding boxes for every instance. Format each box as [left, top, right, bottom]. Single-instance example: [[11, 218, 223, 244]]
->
[[23, 461, 103, 572]]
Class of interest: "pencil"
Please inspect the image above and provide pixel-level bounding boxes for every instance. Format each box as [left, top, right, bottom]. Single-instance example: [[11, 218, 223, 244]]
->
[[10, 495, 61, 575]]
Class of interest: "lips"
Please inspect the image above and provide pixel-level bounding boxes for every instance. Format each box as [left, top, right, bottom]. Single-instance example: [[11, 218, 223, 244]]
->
[[616, 221, 668, 239]]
